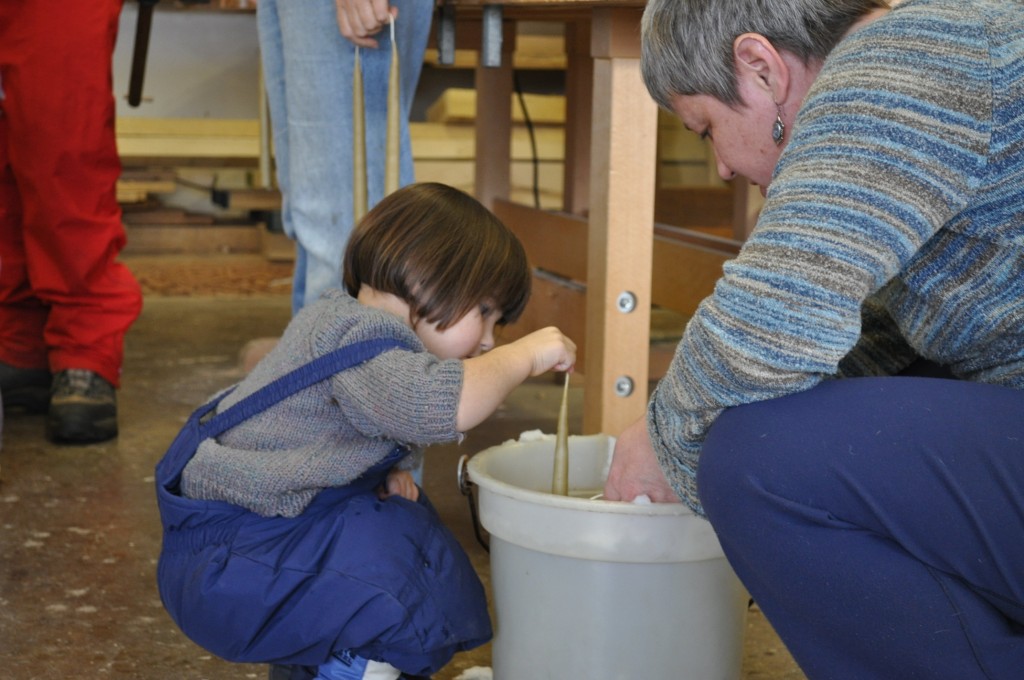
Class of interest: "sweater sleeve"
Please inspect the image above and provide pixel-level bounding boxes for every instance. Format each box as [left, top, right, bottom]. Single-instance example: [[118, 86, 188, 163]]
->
[[292, 295, 464, 446], [837, 290, 919, 378], [649, 2, 993, 513], [330, 348, 463, 446]]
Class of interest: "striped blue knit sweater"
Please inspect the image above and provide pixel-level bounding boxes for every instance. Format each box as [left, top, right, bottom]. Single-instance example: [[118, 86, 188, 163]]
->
[[650, 0, 1024, 514]]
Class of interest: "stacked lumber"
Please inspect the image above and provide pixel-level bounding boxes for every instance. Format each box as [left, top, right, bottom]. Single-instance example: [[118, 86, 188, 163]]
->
[[115, 113, 569, 210], [120, 201, 267, 257], [116, 118, 262, 165], [112, 88, 738, 258], [116, 169, 176, 203]]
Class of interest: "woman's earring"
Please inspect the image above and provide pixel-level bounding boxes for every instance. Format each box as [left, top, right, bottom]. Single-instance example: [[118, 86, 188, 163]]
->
[[771, 106, 785, 145]]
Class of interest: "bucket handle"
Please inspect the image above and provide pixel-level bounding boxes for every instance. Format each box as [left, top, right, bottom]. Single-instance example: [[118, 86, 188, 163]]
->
[[457, 454, 490, 553]]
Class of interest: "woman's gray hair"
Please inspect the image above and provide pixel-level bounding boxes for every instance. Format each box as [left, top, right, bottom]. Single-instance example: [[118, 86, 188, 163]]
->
[[641, 0, 889, 108]]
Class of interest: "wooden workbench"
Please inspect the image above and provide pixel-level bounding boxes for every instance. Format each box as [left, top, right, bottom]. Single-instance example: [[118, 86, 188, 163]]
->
[[444, 0, 736, 437]]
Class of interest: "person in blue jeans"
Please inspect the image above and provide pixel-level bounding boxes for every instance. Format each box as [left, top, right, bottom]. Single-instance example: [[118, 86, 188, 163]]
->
[[257, 0, 432, 313], [604, 0, 1024, 678], [156, 183, 577, 680]]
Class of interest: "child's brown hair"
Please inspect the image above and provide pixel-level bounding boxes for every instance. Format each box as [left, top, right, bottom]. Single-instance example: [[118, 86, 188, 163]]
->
[[343, 182, 531, 330]]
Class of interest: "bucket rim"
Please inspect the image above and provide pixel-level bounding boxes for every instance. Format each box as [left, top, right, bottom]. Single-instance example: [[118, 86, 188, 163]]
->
[[466, 433, 698, 518]]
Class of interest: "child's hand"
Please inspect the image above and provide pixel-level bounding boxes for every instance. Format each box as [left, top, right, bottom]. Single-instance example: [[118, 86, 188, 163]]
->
[[457, 326, 576, 431], [379, 468, 420, 502], [513, 326, 577, 376]]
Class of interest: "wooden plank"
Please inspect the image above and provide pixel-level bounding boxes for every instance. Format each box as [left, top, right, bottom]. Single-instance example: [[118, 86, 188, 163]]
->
[[505, 270, 589, 365], [733, 177, 764, 239], [419, 158, 564, 188], [403, 161, 565, 208], [116, 118, 566, 164], [117, 118, 261, 165], [116, 168, 177, 203], [426, 88, 566, 125], [473, 55, 514, 210], [119, 168, 176, 182], [654, 186, 735, 229], [563, 21, 592, 214], [117, 137, 259, 163], [493, 199, 587, 281], [494, 198, 737, 315], [118, 116, 702, 179], [261, 225, 295, 262], [211, 187, 282, 210], [413, 122, 564, 160], [122, 209, 215, 226], [117, 185, 176, 202], [590, 7, 645, 57], [116, 118, 260, 137], [123, 224, 261, 255], [651, 230, 733, 317]]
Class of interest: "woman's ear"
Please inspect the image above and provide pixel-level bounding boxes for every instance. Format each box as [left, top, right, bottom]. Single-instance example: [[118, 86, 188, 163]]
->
[[733, 33, 790, 103]]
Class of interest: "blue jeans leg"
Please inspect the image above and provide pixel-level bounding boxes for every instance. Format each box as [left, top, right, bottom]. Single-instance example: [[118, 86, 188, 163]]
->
[[698, 377, 1024, 680], [257, 0, 432, 313]]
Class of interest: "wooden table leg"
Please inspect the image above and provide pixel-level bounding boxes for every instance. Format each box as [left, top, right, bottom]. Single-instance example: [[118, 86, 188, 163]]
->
[[562, 20, 592, 216], [584, 8, 658, 436], [472, 21, 515, 210]]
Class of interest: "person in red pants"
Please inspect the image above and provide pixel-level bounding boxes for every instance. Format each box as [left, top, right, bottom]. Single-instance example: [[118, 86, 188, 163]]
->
[[0, 0, 142, 444]]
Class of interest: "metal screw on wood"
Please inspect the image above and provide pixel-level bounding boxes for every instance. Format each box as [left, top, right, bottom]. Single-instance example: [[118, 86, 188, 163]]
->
[[614, 376, 634, 397], [616, 291, 637, 313]]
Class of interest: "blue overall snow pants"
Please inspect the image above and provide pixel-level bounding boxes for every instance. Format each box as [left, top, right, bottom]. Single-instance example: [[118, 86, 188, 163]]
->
[[155, 339, 491, 676]]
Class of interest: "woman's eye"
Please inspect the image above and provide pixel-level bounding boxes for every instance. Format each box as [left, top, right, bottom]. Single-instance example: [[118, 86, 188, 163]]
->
[[479, 303, 492, 316]]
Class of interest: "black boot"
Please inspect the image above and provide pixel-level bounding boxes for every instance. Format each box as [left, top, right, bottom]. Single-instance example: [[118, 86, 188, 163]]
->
[[46, 369, 118, 444], [0, 362, 51, 414]]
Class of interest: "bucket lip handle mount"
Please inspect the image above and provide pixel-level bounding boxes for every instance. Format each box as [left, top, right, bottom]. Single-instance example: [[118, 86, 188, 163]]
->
[[457, 454, 490, 553], [457, 453, 472, 496]]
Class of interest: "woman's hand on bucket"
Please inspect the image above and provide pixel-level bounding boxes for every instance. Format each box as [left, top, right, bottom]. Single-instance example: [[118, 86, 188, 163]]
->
[[604, 418, 679, 503]]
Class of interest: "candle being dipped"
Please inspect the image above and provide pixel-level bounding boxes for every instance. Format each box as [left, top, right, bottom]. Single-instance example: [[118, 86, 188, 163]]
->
[[352, 46, 367, 223], [353, 16, 401, 221], [384, 17, 400, 195], [551, 373, 570, 495]]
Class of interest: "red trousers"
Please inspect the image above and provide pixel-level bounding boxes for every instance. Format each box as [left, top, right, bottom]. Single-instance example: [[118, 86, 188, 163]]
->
[[0, 0, 141, 387]]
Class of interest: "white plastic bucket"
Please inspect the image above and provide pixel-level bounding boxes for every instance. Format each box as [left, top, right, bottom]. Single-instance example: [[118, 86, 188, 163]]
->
[[465, 432, 748, 679]]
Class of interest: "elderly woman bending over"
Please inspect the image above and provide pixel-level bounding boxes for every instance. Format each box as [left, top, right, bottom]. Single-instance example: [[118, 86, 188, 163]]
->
[[605, 0, 1024, 678]]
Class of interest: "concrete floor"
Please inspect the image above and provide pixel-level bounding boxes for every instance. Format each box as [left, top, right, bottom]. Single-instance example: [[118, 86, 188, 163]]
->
[[0, 257, 805, 679]]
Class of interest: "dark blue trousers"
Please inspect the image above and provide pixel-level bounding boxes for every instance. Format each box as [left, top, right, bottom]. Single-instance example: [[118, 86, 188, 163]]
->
[[699, 377, 1024, 679]]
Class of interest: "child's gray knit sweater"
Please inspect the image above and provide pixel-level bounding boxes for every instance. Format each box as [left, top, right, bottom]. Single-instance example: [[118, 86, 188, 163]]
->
[[180, 289, 463, 518]]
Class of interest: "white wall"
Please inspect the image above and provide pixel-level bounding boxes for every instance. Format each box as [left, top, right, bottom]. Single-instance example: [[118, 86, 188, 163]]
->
[[113, 4, 261, 119]]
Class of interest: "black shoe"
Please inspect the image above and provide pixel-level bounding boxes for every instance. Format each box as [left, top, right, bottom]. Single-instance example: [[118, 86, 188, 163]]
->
[[268, 665, 316, 680], [0, 361, 51, 414], [46, 369, 118, 444]]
